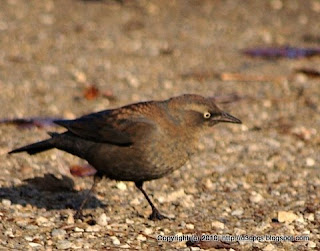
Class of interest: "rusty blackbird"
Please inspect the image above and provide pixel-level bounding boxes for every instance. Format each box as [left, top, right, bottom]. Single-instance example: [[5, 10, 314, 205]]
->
[[9, 94, 241, 220]]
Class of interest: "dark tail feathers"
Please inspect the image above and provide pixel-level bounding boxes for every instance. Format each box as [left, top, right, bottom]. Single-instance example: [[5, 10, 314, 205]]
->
[[8, 132, 58, 155]]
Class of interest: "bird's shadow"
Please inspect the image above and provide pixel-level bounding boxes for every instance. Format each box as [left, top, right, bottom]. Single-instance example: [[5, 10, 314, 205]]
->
[[0, 174, 104, 210]]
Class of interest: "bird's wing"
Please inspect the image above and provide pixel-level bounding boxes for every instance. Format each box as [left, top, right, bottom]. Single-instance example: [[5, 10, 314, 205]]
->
[[54, 110, 156, 145]]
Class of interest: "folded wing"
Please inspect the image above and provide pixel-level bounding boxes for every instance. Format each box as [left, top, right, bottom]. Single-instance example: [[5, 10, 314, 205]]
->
[[54, 110, 156, 146]]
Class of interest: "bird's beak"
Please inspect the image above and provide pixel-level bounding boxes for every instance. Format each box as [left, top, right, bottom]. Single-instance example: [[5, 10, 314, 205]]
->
[[209, 112, 242, 125]]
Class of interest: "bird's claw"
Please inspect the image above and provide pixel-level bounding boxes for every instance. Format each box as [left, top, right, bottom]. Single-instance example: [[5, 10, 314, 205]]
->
[[148, 209, 169, 221], [74, 210, 84, 220]]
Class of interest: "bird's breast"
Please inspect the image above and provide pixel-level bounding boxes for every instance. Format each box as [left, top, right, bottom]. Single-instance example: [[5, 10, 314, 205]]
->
[[140, 131, 197, 178]]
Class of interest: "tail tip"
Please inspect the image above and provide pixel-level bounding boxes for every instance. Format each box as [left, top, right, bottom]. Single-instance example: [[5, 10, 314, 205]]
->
[[8, 148, 23, 155]]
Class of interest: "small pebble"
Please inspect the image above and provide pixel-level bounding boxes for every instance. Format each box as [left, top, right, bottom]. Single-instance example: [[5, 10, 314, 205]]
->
[[250, 192, 264, 203], [116, 181, 127, 191], [231, 208, 244, 216], [26, 225, 39, 230], [126, 74, 140, 88], [110, 236, 120, 245], [29, 242, 42, 248], [74, 227, 84, 232], [125, 218, 134, 224], [25, 236, 33, 241], [303, 230, 310, 235], [234, 228, 246, 235], [4, 229, 14, 238], [306, 213, 314, 222], [278, 211, 298, 223], [2, 199, 11, 207], [270, 0, 283, 10], [36, 216, 49, 225], [211, 220, 225, 229], [263, 244, 276, 251], [86, 225, 101, 232], [67, 214, 75, 224], [137, 234, 147, 241], [186, 223, 194, 230], [308, 241, 316, 248], [144, 228, 153, 235], [160, 188, 185, 202], [51, 229, 67, 239], [97, 213, 109, 226], [306, 158, 315, 167], [130, 197, 141, 206], [56, 240, 72, 250], [73, 70, 87, 83]]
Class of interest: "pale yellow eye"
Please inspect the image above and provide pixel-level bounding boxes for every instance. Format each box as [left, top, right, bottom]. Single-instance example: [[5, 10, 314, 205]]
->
[[203, 112, 211, 119]]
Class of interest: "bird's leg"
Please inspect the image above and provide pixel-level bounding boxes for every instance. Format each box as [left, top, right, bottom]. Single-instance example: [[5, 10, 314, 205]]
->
[[74, 174, 102, 219], [135, 181, 167, 220]]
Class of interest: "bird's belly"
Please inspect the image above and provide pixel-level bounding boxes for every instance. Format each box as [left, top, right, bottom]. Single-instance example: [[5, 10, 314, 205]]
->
[[144, 144, 189, 178], [88, 141, 190, 182]]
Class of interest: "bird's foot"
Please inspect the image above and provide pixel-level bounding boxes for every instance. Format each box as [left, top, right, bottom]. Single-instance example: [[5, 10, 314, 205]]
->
[[74, 210, 84, 220], [74, 210, 95, 221], [148, 209, 168, 221]]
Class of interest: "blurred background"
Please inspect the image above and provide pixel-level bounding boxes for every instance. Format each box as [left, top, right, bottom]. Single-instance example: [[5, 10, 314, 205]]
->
[[0, 0, 319, 250], [0, 0, 319, 117]]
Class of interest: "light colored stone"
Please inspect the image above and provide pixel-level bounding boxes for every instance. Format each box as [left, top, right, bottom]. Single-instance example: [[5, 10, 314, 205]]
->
[[4, 229, 14, 238], [278, 211, 298, 223], [26, 225, 39, 230], [234, 228, 246, 235], [67, 214, 74, 224], [29, 242, 42, 248], [306, 158, 315, 167], [231, 208, 244, 216], [186, 223, 194, 230], [130, 197, 141, 206], [308, 241, 316, 248], [306, 213, 314, 222], [296, 215, 306, 224], [158, 188, 185, 203], [110, 236, 120, 245], [158, 188, 195, 207], [250, 192, 264, 203], [137, 234, 147, 241], [144, 228, 153, 235], [116, 181, 127, 191], [2, 199, 11, 207], [211, 220, 225, 229], [97, 213, 109, 226], [86, 225, 101, 232], [74, 227, 84, 232], [51, 229, 67, 239], [125, 218, 134, 224], [73, 70, 87, 83], [36, 216, 49, 225], [263, 244, 277, 251], [25, 236, 33, 241], [125, 73, 140, 88], [303, 230, 310, 235], [56, 240, 72, 250], [270, 0, 283, 10]]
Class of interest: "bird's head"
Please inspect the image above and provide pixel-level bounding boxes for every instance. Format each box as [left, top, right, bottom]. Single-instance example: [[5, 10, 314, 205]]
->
[[167, 94, 241, 128]]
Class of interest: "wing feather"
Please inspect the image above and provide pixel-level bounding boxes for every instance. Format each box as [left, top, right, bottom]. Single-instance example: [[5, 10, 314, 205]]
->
[[54, 110, 156, 145]]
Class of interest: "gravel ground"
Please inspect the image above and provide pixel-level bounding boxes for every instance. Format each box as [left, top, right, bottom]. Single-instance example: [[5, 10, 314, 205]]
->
[[0, 0, 320, 250]]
